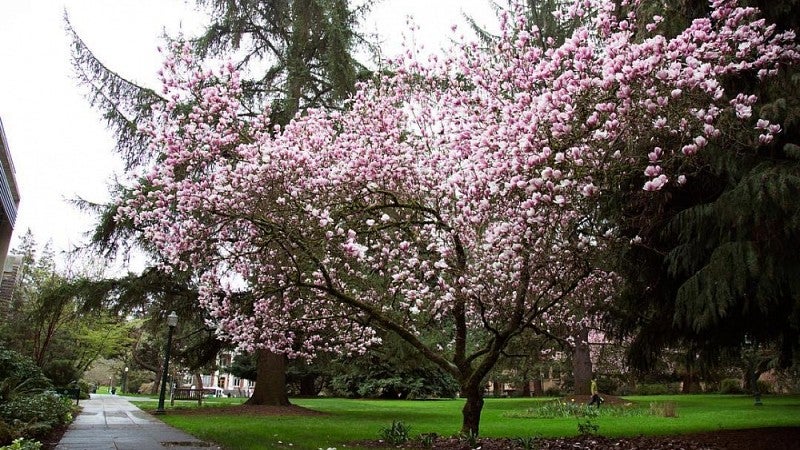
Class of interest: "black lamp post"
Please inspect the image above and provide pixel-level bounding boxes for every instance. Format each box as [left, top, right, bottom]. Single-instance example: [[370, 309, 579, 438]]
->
[[122, 367, 129, 394], [155, 311, 178, 415]]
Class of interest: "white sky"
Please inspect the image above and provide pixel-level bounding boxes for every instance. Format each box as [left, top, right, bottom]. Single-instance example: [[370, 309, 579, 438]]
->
[[0, 0, 495, 269]]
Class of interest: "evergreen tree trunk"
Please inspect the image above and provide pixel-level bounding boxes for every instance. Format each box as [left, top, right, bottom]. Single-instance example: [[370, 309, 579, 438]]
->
[[532, 377, 544, 396], [520, 380, 531, 397], [681, 355, 700, 393], [298, 374, 317, 396], [492, 380, 502, 397], [245, 349, 290, 406], [461, 381, 485, 436], [572, 327, 593, 395]]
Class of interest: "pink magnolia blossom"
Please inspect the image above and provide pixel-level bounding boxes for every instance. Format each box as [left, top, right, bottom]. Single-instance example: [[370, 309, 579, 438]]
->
[[119, 0, 798, 434]]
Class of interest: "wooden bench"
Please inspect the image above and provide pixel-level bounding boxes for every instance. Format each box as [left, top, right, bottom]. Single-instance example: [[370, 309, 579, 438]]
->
[[54, 388, 81, 405], [170, 388, 220, 406]]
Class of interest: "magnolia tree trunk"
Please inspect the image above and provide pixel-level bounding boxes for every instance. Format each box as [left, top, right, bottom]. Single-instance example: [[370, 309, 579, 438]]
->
[[194, 372, 204, 390], [520, 380, 531, 397], [461, 381, 485, 436], [245, 349, 291, 406], [572, 327, 593, 395], [298, 374, 317, 396]]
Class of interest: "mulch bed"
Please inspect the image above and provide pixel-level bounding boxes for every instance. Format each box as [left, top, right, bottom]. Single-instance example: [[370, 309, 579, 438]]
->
[[358, 428, 800, 449], [40, 423, 71, 450]]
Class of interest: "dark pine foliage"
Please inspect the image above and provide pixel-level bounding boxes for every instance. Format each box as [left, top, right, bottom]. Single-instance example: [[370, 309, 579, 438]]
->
[[605, 0, 800, 370]]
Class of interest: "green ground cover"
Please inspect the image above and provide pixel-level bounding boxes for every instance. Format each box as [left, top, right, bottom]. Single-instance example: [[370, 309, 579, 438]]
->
[[131, 395, 800, 450]]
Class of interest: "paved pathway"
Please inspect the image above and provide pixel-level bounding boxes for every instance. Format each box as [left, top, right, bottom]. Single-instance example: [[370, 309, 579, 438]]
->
[[56, 394, 221, 450]]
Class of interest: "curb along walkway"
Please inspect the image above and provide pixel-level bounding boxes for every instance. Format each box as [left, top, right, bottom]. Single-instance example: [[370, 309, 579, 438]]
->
[[56, 394, 220, 450]]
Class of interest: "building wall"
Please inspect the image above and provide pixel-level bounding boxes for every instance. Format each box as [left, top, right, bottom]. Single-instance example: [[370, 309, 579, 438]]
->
[[0, 117, 20, 272]]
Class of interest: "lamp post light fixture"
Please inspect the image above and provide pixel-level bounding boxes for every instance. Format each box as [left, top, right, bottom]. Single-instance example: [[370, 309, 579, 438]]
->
[[122, 367, 129, 394], [154, 311, 178, 415]]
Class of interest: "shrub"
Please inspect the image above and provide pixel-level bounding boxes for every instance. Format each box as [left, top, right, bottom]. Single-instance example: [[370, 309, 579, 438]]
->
[[634, 384, 670, 395], [459, 430, 479, 449], [0, 438, 42, 450], [720, 378, 744, 394], [614, 384, 634, 396], [0, 420, 15, 446], [0, 392, 72, 439], [76, 380, 91, 400], [649, 401, 678, 418], [514, 436, 539, 450], [543, 387, 562, 397], [0, 349, 51, 402], [42, 361, 80, 390], [757, 380, 772, 395], [379, 420, 411, 446], [596, 377, 619, 395], [416, 433, 437, 448], [577, 420, 599, 436], [505, 400, 645, 419]]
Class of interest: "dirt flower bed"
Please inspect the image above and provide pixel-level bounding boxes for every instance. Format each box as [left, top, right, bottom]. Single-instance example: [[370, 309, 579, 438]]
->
[[358, 428, 800, 450]]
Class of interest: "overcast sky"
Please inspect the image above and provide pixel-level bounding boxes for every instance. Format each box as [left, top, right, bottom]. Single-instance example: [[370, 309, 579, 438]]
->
[[0, 0, 495, 270]]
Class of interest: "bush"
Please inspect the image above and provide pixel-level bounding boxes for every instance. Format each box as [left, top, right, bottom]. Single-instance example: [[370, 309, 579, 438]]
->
[[543, 387, 562, 397], [596, 377, 619, 395], [720, 378, 744, 394], [0, 420, 15, 446], [379, 420, 411, 446], [614, 384, 634, 396], [0, 438, 42, 450], [649, 401, 678, 418], [0, 392, 72, 439], [634, 384, 671, 395], [76, 380, 91, 400], [757, 380, 772, 395], [42, 361, 79, 390], [577, 420, 599, 436], [329, 367, 458, 399], [0, 349, 51, 402]]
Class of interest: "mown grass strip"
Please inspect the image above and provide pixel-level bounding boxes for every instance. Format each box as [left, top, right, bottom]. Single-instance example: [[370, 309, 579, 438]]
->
[[131, 394, 800, 450]]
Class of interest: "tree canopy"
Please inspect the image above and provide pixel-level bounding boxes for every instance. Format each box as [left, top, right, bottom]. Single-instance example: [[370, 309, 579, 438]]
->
[[118, 0, 799, 434]]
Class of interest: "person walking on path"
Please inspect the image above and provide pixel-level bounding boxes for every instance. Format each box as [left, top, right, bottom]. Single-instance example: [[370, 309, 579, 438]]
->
[[56, 394, 219, 450], [588, 378, 603, 407]]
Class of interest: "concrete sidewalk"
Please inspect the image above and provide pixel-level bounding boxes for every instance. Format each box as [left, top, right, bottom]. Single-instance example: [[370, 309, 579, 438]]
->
[[56, 394, 220, 450]]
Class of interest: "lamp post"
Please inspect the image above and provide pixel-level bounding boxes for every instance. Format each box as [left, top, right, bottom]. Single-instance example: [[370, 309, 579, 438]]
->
[[155, 311, 178, 415], [122, 367, 129, 394]]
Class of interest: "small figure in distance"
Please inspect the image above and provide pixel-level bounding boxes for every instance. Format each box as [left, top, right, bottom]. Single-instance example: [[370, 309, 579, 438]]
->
[[588, 378, 603, 407]]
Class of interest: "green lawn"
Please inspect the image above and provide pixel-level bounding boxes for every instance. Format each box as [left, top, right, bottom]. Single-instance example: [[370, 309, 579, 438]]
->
[[131, 395, 800, 450]]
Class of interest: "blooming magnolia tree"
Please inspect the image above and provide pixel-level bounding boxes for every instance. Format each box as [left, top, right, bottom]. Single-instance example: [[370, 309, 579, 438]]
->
[[120, 0, 798, 434]]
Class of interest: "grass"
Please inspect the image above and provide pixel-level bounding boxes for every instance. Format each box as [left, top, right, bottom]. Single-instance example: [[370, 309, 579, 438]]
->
[[130, 394, 800, 450]]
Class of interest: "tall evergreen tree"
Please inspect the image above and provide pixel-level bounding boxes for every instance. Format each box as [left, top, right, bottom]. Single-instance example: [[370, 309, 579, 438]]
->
[[604, 0, 800, 374], [68, 0, 370, 406]]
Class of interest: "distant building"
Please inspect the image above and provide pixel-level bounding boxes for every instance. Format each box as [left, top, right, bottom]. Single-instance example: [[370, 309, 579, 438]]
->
[[180, 351, 256, 398], [0, 254, 23, 320], [0, 117, 20, 272]]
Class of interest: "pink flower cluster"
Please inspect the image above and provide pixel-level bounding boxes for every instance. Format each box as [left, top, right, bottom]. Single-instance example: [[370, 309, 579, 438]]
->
[[119, 0, 798, 360]]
